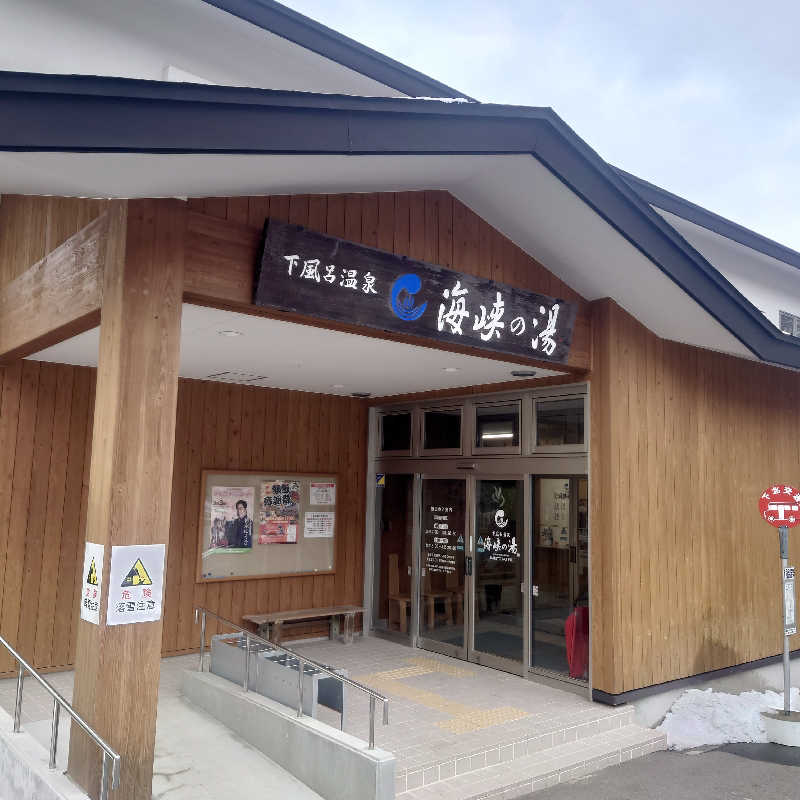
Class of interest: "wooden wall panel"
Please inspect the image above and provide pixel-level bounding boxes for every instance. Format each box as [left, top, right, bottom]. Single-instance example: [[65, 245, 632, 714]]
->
[[590, 299, 800, 694], [0, 195, 108, 288], [0, 362, 367, 674]]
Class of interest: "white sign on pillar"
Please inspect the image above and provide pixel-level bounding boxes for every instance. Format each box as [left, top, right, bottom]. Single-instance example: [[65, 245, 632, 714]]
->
[[80, 542, 104, 625], [106, 544, 166, 626]]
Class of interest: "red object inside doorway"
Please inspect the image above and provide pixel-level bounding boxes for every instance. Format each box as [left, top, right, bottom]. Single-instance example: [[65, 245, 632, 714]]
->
[[565, 606, 589, 679]]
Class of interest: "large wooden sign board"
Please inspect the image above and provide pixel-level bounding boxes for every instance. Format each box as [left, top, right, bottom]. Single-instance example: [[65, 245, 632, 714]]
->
[[255, 218, 577, 363]]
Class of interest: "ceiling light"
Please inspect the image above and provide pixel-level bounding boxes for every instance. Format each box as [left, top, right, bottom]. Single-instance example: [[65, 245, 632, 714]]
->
[[443, 367, 460, 373], [331, 384, 345, 389], [481, 432, 514, 440], [217, 329, 243, 337], [511, 370, 536, 378]]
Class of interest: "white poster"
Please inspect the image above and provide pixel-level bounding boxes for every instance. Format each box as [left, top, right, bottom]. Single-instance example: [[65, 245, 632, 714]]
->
[[106, 544, 166, 626], [310, 482, 336, 506], [304, 511, 335, 538], [80, 542, 104, 626]]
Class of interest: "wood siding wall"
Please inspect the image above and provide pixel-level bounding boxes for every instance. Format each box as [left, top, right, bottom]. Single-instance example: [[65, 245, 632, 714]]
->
[[0, 196, 108, 287], [590, 299, 800, 694], [0, 361, 367, 675], [185, 191, 585, 304]]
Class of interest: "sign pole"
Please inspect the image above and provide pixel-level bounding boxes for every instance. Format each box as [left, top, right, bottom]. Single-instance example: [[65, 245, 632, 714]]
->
[[779, 525, 792, 716], [759, 486, 799, 744]]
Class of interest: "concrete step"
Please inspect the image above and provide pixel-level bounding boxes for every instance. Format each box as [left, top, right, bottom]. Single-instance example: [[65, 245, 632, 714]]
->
[[395, 704, 635, 795], [397, 724, 667, 800]]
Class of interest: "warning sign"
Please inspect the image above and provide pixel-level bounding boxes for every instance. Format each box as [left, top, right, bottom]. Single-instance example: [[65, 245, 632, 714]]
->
[[80, 542, 104, 626], [106, 544, 165, 626], [121, 559, 152, 587]]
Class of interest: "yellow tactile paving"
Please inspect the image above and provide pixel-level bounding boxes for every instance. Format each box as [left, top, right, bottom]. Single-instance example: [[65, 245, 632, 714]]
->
[[363, 664, 437, 681], [356, 655, 527, 735], [436, 705, 531, 734], [404, 657, 476, 677], [356, 676, 475, 716]]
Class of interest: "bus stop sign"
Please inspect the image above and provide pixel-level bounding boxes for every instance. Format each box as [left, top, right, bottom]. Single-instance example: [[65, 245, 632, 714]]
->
[[759, 485, 800, 528]]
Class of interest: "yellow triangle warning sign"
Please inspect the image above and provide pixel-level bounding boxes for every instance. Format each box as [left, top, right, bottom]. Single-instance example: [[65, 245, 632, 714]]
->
[[86, 557, 99, 586], [121, 558, 153, 587]]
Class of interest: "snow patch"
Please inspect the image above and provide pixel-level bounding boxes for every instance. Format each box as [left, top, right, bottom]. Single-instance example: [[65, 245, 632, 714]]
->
[[658, 687, 800, 750], [413, 96, 472, 103]]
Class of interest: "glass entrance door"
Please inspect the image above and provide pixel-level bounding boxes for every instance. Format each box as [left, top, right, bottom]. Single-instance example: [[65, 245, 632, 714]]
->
[[417, 475, 527, 672], [372, 474, 415, 639], [472, 478, 525, 670], [531, 476, 589, 681], [418, 477, 468, 657]]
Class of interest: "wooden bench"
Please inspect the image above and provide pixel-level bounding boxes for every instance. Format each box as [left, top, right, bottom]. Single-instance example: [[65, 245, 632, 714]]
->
[[243, 605, 366, 645]]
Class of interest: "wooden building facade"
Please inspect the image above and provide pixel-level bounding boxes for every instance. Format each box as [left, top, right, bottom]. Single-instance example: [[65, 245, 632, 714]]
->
[[4, 10, 800, 796], [1, 191, 797, 696]]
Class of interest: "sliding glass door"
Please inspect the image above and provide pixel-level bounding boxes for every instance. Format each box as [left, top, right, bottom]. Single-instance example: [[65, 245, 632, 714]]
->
[[472, 478, 525, 669], [531, 476, 589, 681]]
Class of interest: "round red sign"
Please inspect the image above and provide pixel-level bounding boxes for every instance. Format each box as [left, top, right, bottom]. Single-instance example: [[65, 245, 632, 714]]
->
[[759, 485, 800, 528]]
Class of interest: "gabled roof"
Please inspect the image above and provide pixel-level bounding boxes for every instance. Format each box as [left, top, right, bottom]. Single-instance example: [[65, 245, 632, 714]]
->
[[616, 167, 800, 272], [2, 70, 800, 369], [202, 0, 473, 100]]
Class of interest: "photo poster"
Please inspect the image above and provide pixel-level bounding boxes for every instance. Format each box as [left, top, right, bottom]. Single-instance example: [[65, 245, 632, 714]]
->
[[259, 480, 300, 544], [208, 485, 255, 553], [199, 471, 337, 581]]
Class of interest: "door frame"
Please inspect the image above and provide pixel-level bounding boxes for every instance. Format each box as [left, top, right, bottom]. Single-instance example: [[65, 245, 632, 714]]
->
[[368, 455, 589, 680], [467, 473, 529, 675], [415, 472, 470, 661], [414, 472, 531, 676], [529, 473, 590, 685]]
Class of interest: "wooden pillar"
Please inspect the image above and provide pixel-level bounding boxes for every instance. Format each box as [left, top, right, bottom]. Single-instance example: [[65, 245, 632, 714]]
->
[[67, 199, 186, 799]]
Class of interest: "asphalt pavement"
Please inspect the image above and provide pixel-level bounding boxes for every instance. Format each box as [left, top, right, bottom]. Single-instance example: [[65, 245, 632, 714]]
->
[[524, 744, 800, 800]]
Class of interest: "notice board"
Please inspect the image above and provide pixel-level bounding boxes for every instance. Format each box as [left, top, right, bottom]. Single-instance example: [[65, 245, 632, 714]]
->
[[198, 470, 337, 582]]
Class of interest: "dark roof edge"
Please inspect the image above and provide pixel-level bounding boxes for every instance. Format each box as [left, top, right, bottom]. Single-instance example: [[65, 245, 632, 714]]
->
[[3, 71, 800, 369], [201, 0, 474, 101], [614, 166, 800, 272]]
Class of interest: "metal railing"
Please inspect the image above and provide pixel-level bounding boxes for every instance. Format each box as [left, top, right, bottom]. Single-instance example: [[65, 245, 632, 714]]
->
[[0, 634, 121, 800], [194, 607, 389, 748]]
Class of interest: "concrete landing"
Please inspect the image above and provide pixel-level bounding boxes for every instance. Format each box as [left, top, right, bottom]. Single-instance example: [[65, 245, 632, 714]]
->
[[293, 637, 665, 799]]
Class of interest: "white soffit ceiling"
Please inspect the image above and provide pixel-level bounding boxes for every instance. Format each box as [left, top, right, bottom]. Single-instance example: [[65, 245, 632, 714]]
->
[[29, 303, 561, 396], [0, 150, 754, 361], [452, 157, 755, 360], [1, 0, 406, 98], [653, 208, 800, 330]]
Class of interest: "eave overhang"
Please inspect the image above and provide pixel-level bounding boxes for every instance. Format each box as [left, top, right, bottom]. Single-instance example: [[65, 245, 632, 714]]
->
[[2, 70, 799, 369]]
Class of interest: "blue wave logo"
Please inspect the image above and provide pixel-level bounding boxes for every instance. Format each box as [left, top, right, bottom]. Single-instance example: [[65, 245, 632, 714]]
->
[[390, 274, 427, 321]]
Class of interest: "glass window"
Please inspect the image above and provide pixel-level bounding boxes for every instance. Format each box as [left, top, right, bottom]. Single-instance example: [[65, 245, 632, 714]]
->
[[475, 403, 519, 449], [535, 397, 584, 447], [381, 413, 412, 453], [423, 409, 461, 451]]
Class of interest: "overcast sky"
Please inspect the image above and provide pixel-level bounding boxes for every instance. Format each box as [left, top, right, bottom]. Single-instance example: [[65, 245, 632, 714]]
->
[[288, 0, 800, 252]]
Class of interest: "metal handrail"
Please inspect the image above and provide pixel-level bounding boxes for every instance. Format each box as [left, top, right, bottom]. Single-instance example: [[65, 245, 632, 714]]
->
[[0, 634, 121, 799], [194, 607, 389, 748]]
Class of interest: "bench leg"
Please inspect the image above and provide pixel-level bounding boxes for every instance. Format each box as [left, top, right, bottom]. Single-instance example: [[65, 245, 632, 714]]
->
[[273, 621, 282, 646], [344, 613, 354, 644]]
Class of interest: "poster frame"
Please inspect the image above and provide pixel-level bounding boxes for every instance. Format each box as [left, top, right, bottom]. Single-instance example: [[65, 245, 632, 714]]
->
[[196, 468, 338, 584]]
